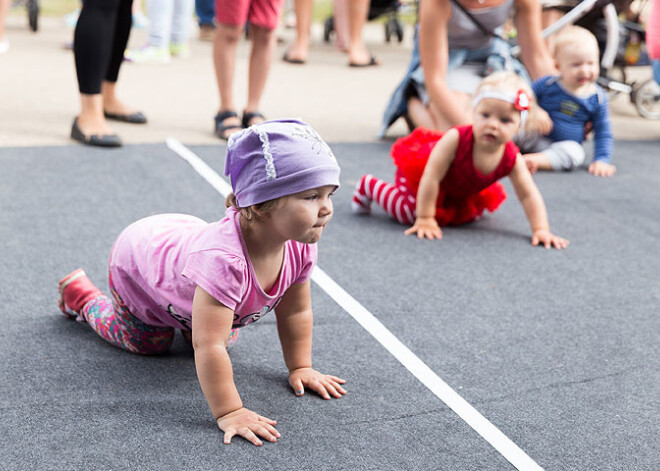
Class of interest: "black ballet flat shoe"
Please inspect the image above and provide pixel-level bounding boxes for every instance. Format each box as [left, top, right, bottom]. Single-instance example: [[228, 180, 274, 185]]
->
[[70, 118, 122, 147], [103, 110, 148, 124]]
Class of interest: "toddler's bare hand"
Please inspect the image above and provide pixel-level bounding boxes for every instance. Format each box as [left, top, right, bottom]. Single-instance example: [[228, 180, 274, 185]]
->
[[289, 367, 347, 400], [404, 217, 443, 240], [216, 407, 280, 446], [531, 229, 569, 250], [588, 161, 616, 177]]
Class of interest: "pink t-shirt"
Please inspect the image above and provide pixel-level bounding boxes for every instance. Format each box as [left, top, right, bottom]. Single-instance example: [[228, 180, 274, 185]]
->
[[108, 207, 317, 330]]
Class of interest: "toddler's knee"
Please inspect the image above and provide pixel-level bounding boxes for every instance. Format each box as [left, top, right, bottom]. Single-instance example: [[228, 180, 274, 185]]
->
[[564, 141, 586, 169]]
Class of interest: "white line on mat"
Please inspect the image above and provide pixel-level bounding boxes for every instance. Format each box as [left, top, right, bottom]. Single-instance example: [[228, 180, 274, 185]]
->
[[166, 137, 544, 471]]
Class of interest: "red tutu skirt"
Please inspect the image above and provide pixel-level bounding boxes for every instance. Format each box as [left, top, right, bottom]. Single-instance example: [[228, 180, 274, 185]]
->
[[391, 128, 507, 226]]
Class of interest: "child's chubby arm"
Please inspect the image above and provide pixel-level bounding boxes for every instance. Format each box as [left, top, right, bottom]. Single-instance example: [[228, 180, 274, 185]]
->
[[404, 128, 459, 240], [275, 280, 347, 400], [508, 157, 570, 250], [192, 286, 281, 446], [588, 95, 616, 178]]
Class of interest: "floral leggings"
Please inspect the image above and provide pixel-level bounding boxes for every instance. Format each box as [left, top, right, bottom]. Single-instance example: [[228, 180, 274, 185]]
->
[[81, 276, 176, 355]]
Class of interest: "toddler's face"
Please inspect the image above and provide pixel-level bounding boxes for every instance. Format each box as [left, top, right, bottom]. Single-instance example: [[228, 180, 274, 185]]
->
[[555, 42, 599, 92], [472, 97, 521, 147], [265, 185, 336, 245]]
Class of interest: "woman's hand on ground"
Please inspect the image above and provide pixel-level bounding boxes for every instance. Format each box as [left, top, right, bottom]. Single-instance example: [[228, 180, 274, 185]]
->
[[289, 367, 347, 400], [531, 229, 569, 250], [404, 217, 443, 240], [216, 407, 280, 446]]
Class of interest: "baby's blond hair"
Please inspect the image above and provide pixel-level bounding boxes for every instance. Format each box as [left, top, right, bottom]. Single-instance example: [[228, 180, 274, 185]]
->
[[553, 25, 599, 60], [474, 71, 543, 133]]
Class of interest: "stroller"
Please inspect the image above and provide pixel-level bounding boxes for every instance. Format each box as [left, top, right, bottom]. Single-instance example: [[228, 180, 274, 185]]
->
[[323, 0, 413, 45], [540, 0, 660, 119]]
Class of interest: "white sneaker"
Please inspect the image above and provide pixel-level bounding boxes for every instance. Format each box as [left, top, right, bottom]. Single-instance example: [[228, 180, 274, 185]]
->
[[0, 39, 9, 55], [124, 45, 171, 64]]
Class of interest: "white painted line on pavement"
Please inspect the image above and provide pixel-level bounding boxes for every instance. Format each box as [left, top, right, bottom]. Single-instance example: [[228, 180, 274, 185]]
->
[[166, 137, 234, 196], [166, 138, 544, 471]]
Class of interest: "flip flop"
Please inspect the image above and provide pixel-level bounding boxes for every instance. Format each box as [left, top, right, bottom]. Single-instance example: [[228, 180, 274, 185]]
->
[[349, 54, 380, 68], [104, 110, 148, 124], [214, 110, 242, 140], [282, 51, 306, 65]]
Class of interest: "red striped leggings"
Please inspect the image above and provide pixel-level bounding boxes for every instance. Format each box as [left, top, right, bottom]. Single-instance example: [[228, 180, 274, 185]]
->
[[351, 172, 416, 225]]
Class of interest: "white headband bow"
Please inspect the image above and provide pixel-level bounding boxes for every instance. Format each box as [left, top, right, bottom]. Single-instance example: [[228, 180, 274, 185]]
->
[[472, 89, 530, 127]]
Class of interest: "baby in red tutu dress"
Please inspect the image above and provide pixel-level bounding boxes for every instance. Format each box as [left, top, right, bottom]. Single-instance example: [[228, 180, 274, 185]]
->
[[353, 72, 568, 249]]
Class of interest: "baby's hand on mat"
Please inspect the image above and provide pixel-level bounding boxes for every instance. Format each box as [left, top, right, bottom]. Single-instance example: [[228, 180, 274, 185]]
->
[[532, 229, 569, 250], [588, 161, 616, 178], [289, 367, 347, 400], [216, 407, 280, 446], [404, 217, 443, 240]]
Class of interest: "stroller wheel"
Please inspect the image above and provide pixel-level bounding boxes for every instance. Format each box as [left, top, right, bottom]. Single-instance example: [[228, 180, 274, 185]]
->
[[27, 0, 39, 32], [633, 79, 660, 120]]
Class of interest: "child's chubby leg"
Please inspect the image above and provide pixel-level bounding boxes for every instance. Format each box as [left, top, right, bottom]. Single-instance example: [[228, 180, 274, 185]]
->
[[523, 152, 554, 174], [58, 269, 174, 355], [351, 173, 416, 224], [525, 141, 586, 173]]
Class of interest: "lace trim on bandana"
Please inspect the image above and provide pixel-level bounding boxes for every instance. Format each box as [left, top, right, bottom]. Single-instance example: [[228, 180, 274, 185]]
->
[[255, 127, 276, 181]]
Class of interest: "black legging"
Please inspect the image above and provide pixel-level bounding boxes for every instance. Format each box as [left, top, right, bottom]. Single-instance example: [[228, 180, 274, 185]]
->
[[74, 0, 134, 95]]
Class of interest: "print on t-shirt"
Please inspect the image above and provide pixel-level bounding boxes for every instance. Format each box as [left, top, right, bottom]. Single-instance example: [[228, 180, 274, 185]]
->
[[233, 296, 283, 328]]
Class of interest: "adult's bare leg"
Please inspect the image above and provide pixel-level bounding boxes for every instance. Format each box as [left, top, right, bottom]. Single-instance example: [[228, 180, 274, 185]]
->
[[213, 23, 243, 133], [245, 23, 276, 122], [347, 0, 378, 66], [284, 0, 312, 62]]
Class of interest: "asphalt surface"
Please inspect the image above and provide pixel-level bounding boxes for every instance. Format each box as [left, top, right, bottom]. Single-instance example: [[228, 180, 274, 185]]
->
[[0, 138, 658, 470]]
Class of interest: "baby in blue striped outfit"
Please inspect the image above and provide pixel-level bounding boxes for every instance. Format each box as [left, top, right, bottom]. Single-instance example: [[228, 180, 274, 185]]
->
[[523, 26, 616, 178]]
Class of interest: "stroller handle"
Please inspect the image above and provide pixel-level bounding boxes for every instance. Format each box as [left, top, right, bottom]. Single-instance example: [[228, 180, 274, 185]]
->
[[510, 0, 602, 56]]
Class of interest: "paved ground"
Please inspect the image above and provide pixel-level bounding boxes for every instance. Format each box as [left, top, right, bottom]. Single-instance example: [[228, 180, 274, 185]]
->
[[1, 11, 659, 471]]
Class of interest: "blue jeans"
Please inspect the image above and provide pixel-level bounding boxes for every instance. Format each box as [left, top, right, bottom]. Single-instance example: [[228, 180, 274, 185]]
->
[[379, 28, 530, 138], [195, 0, 214, 27]]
